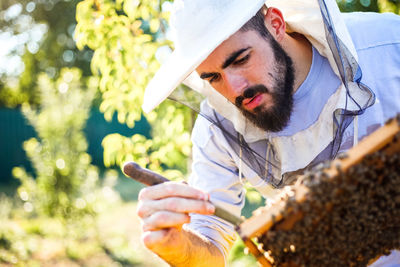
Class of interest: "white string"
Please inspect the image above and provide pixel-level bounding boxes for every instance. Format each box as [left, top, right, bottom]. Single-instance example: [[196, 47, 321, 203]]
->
[[242, 141, 271, 188], [353, 115, 359, 146], [239, 144, 244, 184], [238, 137, 269, 188]]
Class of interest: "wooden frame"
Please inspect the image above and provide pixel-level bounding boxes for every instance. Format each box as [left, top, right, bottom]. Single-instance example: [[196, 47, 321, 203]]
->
[[237, 117, 400, 266]]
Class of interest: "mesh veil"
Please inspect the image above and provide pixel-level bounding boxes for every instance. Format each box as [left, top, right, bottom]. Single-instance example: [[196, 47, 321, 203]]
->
[[317, 0, 375, 159]]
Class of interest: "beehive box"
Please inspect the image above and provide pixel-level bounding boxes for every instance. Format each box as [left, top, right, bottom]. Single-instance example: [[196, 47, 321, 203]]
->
[[237, 115, 400, 267]]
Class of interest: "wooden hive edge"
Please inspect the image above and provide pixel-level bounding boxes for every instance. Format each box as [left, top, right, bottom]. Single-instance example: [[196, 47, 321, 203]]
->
[[237, 117, 400, 241]]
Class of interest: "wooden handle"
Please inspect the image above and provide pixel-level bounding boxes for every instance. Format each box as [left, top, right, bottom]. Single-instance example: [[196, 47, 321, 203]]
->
[[122, 161, 244, 226], [123, 162, 169, 186]]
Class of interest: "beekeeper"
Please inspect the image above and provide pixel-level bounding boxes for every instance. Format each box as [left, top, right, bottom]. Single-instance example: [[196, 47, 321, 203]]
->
[[136, 0, 400, 265]]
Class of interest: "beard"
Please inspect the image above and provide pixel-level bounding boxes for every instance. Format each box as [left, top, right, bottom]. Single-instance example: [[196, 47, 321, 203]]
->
[[235, 37, 295, 132]]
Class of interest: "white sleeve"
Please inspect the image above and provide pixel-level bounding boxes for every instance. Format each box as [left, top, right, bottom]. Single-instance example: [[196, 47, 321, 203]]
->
[[186, 115, 245, 263]]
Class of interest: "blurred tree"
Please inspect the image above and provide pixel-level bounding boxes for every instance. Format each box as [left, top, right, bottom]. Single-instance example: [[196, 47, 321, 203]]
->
[[337, 0, 379, 12], [76, 0, 192, 178], [0, 66, 140, 266], [337, 0, 400, 14], [0, 0, 93, 108], [377, 0, 400, 13], [12, 68, 108, 218]]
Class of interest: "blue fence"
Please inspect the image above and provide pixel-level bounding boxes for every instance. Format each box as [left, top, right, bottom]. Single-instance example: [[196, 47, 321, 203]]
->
[[0, 108, 150, 185]]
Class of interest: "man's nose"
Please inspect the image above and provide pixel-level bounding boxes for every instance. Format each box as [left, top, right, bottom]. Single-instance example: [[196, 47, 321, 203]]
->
[[222, 72, 248, 95]]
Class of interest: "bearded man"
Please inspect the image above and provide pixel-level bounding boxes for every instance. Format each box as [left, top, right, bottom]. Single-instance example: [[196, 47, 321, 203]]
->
[[136, 0, 400, 266]]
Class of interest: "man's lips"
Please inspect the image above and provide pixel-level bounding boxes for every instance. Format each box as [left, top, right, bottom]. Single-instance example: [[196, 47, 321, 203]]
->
[[243, 94, 263, 110]]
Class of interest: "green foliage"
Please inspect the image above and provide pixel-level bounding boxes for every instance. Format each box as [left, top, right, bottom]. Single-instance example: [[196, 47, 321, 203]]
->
[[337, 0, 379, 12], [378, 0, 400, 13], [101, 232, 141, 266], [0, 199, 143, 266], [1, 67, 137, 264], [66, 240, 102, 261], [75, 0, 169, 128], [12, 68, 102, 218], [75, 0, 194, 179], [337, 0, 400, 14], [0, 221, 35, 265], [0, 0, 93, 108], [228, 238, 258, 267]]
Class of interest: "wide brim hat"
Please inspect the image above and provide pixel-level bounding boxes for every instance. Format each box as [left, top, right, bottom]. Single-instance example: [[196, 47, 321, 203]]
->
[[142, 0, 266, 113]]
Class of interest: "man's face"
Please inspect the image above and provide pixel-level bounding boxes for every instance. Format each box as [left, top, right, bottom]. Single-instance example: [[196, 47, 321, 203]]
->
[[196, 28, 295, 132]]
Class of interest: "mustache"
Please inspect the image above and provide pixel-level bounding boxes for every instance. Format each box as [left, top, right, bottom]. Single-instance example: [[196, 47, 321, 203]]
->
[[235, 84, 269, 107]]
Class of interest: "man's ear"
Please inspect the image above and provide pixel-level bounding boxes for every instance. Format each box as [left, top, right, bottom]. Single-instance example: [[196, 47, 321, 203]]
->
[[264, 7, 286, 42]]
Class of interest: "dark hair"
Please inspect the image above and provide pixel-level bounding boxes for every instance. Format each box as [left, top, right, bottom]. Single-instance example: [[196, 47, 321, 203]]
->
[[239, 7, 273, 40]]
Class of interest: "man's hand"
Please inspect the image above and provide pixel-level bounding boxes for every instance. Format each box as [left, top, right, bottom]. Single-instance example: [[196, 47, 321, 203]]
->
[[137, 181, 218, 264]]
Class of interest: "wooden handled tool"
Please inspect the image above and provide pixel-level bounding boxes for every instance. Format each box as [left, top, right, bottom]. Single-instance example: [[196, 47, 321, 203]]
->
[[123, 162, 170, 186], [123, 161, 244, 226]]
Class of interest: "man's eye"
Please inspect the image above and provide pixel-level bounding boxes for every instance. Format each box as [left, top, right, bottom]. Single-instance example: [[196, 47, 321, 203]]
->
[[210, 74, 220, 83], [233, 54, 250, 65]]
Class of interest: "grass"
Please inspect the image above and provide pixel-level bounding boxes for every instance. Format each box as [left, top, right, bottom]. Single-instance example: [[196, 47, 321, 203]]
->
[[0, 173, 262, 266]]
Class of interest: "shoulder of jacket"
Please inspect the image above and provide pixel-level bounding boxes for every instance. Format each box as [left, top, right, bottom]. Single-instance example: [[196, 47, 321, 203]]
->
[[342, 12, 400, 51]]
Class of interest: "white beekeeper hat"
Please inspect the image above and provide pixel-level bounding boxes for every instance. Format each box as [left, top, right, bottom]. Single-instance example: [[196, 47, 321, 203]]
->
[[142, 0, 359, 114], [142, 0, 267, 113]]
